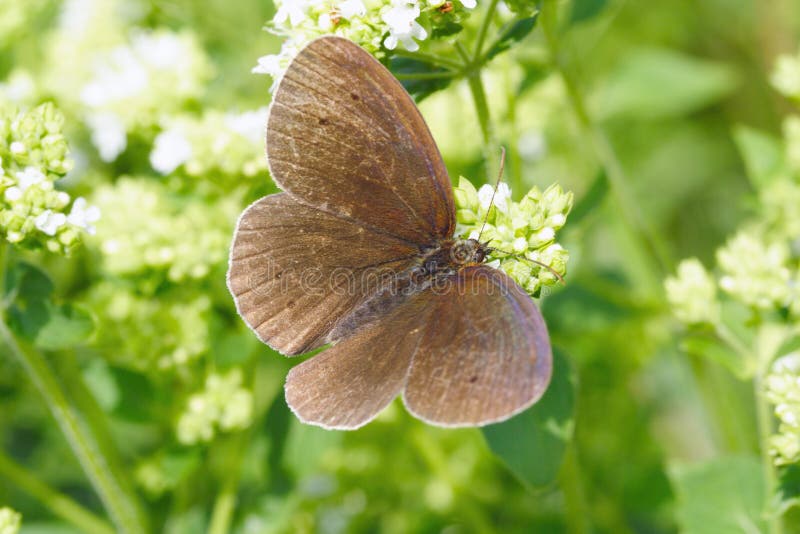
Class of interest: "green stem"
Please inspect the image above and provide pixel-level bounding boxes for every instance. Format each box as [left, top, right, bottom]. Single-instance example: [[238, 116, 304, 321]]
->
[[0, 309, 148, 533], [0, 451, 115, 534], [754, 369, 783, 534], [540, 1, 672, 284], [559, 443, 590, 534], [473, 0, 501, 61]]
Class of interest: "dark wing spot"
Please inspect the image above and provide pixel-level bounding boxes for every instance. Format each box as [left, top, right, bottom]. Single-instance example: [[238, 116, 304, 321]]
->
[[469, 375, 478, 383], [350, 93, 360, 101], [318, 118, 330, 125]]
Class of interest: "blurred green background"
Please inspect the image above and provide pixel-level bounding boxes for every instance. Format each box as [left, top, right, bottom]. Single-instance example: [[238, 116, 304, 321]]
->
[[2, 0, 800, 532]]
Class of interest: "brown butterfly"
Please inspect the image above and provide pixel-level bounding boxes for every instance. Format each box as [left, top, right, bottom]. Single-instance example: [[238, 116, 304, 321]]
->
[[227, 36, 552, 429]]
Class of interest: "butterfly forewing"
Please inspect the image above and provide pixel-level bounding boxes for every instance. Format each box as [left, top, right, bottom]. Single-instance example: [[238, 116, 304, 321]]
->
[[267, 36, 455, 244], [228, 193, 418, 355]]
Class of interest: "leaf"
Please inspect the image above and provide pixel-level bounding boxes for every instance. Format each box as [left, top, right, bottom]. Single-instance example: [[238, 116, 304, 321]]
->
[[732, 125, 785, 191], [775, 465, 800, 515], [482, 349, 575, 488], [569, 0, 608, 25], [568, 170, 608, 226], [593, 48, 739, 120], [389, 57, 453, 102], [485, 15, 539, 62], [10, 301, 94, 350], [282, 417, 343, 480], [669, 455, 766, 534], [4, 261, 54, 302]]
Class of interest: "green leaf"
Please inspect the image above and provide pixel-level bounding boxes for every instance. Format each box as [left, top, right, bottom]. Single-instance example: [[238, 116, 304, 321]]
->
[[4, 261, 54, 302], [569, 0, 607, 25], [389, 57, 453, 102], [775, 465, 800, 514], [732, 125, 785, 190], [485, 15, 539, 62], [593, 48, 739, 120], [669, 455, 766, 534], [482, 349, 575, 488], [10, 301, 94, 350]]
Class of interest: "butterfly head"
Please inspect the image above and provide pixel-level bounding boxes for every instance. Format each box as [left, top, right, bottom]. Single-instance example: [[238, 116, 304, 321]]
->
[[451, 238, 489, 266]]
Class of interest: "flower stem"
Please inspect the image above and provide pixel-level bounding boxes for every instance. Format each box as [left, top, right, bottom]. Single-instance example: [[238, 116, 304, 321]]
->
[[473, 0, 501, 61], [540, 1, 672, 285], [755, 369, 783, 534], [0, 265, 148, 534], [0, 321, 148, 533], [0, 450, 115, 534], [559, 443, 591, 534]]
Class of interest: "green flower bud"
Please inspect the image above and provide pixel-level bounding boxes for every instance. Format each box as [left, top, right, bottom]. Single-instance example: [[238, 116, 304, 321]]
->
[[0, 507, 21, 534], [772, 49, 800, 100], [766, 353, 800, 465], [453, 176, 571, 296], [664, 258, 720, 325]]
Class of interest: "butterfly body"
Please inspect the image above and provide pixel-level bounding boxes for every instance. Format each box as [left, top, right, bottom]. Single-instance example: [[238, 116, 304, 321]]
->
[[228, 36, 552, 429]]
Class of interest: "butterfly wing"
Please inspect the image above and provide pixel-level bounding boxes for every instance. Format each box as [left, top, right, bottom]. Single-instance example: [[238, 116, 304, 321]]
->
[[284, 265, 552, 429], [403, 265, 552, 426], [267, 36, 455, 244], [227, 193, 418, 355]]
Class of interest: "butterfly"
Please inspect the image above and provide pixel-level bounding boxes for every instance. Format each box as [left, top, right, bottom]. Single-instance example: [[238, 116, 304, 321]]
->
[[227, 36, 552, 429]]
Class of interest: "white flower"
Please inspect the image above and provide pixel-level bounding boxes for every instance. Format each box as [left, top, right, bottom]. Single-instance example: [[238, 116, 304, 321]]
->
[[382, 2, 428, 52], [4, 187, 22, 202], [477, 182, 512, 213], [15, 167, 45, 190], [35, 210, 67, 236], [132, 31, 183, 70], [275, 0, 310, 26], [252, 54, 283, 76], [10, 141, 25, 154], [86, 112, 128, 162], [459, 0, 477, 8], [339, 0, 367, 18], [224, 107, 268, 146], [68, 197, 101, 235], [150, 129, 193, 174]]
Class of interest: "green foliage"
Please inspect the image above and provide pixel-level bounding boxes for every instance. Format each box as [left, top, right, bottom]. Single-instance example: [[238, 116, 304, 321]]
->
[[669, 456, 766, 534], [483, 349, 575, 488], [1, 0, 800, 533]]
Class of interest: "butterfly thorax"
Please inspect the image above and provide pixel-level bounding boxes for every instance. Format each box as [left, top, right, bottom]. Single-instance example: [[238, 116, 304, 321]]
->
[[413, 238, 488, 281]]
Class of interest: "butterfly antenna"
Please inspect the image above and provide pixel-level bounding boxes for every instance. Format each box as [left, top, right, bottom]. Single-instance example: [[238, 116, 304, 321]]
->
[[477, 147, 506, 243], [487, 247, 566, 286]]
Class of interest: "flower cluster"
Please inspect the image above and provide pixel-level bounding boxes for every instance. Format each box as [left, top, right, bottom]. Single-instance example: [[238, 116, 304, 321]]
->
[[253, 0, 478, 86], [772, 47, 800, 101], [80, 29, 213, 161], [86, 283, 211, 371], [0, 507, 21, 534], [89, 178, 240, 283], [176, 369, 254, 445], [453, 177, 572, 296], [664, 258, 720, 325], [716, 230, 794, 310], [150, 108, 268, 181], [766, 353, 800, 465], [0, 102, 99, 254]]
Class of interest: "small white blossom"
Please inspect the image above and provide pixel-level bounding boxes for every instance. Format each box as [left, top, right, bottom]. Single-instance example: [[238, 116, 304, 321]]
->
[[150, 129, 193, 174], [4, 187, 22, 202], [382, 2, 427, 52], [477, 182, 512, 213], [275, 0, 310, 26], [224, 107, 268, 146], [35, 210, 67, 236], [339, 0, 367, 18], [86, 112, 128, 162], [460, 0, 477, 8], [16, 167, 45, 190], [68, 197, 101, 235], [10, 141, 25, 154]]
